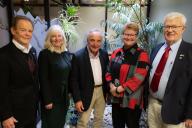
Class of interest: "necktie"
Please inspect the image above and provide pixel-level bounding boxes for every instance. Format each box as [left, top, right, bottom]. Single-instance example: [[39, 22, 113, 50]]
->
[[150, 46, 171, 92]]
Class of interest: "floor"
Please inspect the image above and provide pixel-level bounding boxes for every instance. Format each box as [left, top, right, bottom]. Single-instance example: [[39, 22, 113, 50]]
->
[[0, 104, 147, 128], [36, 104, 148, 128], [36, 104, 113, 128]]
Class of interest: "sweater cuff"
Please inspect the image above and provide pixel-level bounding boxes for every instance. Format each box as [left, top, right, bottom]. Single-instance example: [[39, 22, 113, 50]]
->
[[124, 86, 133, 94], [0, 112, 12, 122]]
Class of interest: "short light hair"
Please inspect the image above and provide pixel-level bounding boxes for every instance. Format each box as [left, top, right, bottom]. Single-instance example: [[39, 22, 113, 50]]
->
[[86, 28, 104, 43], [164, 12, 187, 26], [122, 22, 139, 35], [44, 25, 67, 53]]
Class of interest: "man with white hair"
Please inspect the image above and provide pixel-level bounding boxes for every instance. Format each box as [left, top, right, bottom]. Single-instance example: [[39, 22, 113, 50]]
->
[[148, 12, 192, 128], [70, 29, 109, 128]]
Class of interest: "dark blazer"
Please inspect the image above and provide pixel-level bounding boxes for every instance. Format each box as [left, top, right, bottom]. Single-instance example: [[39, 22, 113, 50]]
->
[[150, 40, 192, 124], [0, 43, 39, 126], [70, 47, 109, 111]]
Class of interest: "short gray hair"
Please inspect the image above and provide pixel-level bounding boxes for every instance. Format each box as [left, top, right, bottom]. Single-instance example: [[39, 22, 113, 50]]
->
[[164, 12, 187, 26], [86, 28, 104, 43]]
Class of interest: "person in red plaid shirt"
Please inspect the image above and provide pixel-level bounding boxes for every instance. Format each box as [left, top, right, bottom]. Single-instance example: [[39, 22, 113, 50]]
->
[[106, 22, 150, 128]]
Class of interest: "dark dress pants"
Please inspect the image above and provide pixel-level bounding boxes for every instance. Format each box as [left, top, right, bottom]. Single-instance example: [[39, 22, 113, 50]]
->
[[112, 103, 142, 128]]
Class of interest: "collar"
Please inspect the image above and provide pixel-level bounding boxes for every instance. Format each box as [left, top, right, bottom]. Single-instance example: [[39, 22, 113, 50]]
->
[[12, 39, 32, 54], [122, 44, 138, 55], [165, 38, 182, 51], [87, 46, 100, 59]]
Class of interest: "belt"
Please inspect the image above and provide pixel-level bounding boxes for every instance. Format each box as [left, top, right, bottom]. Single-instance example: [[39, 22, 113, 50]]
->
[[94, 84, 102, 88], [156, 98, 162, 103], [150, 95, 162, 104]]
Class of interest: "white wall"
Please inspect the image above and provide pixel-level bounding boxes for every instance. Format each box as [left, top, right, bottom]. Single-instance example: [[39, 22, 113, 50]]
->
[[25, 6, 106, 52], [74, 7, 105, 52], [150, 0, 192, 43]]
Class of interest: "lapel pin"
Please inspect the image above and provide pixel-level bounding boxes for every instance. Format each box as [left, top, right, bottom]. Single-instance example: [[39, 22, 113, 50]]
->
[[179, 54, 184, 59]]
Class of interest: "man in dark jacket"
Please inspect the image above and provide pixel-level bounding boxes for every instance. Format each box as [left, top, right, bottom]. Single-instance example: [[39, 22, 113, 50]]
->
[[70, 29, 109, 128], [0, 15, 39, 128], [148, 12, 192, 128]]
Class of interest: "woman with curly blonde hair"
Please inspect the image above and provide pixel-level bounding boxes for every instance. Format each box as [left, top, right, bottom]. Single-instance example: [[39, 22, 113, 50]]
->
[[38, 25, 73, 128]]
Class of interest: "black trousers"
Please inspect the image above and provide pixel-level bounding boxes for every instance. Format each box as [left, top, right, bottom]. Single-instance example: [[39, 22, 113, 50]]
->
[[112, 103, 142, 128]]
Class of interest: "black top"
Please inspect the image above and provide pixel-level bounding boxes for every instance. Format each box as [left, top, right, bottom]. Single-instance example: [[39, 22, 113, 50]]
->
[[38, 49, 72, 105]]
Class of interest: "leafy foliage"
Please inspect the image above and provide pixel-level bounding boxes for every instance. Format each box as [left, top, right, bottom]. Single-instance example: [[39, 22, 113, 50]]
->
[[101, 0, 163, 53], [58, 5, 80, 45], [66, 5, 79, 17]]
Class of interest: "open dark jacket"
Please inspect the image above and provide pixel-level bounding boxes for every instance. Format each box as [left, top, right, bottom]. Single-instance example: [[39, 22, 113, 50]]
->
[[0, 42, 39, 126], [149, 40, 192, 124], [69, 47, 109, 111]]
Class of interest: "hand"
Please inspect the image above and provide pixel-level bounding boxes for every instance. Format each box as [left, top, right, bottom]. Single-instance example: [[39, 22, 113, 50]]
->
[[185, 119, 192, 128], [109, 83, 120, 97], [2, 117, 18, 128], [109, 83, 116, 95], [45, 103, 53, 110], [117, 86, 125, 93], [75, 101, 84, 112]]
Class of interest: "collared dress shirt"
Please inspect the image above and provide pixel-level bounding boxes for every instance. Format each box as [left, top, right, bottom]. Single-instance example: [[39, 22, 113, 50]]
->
[[12, 39, 32, 53], [149, 38, 182, 100], [87, 47, 103, 86]]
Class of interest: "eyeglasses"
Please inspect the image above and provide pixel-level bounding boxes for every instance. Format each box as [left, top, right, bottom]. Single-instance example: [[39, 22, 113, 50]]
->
[[123, 33, 137, 37], [163, 25, 183, 30]]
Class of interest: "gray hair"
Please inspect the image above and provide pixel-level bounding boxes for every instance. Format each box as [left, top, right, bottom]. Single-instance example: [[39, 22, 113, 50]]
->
[[44, 25, 67, 53], [164, 12, 187, 26], [86, 28, 104, 43]]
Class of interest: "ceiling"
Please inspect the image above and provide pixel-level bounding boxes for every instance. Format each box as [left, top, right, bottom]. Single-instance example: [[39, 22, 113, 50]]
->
[[13, 0, 106, 4], [13, 0, 148, 5]]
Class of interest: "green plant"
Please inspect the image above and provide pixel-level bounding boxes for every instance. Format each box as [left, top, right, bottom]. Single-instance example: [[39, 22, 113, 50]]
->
[[66, 5, 79, 17], [101, 0, 163, 53], [58, 5, 80, 45]]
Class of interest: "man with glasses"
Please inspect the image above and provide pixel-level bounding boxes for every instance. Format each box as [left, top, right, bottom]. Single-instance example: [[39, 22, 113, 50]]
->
[[148, 12, 192, 128]]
